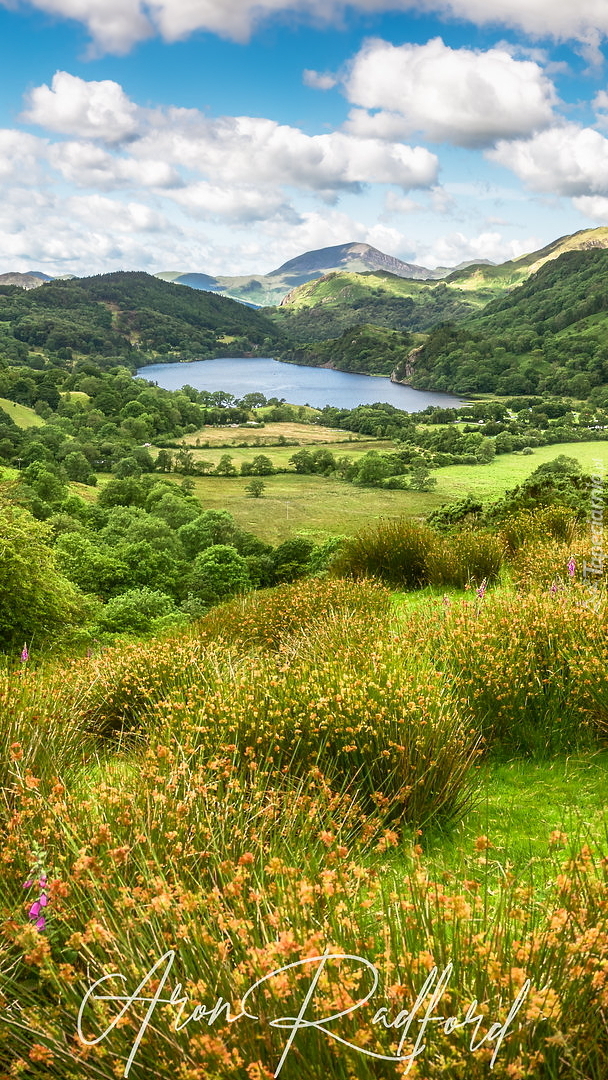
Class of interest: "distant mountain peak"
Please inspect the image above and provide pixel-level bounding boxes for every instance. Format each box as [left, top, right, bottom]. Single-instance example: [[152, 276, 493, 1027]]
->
[[268, 242, 438, 280]]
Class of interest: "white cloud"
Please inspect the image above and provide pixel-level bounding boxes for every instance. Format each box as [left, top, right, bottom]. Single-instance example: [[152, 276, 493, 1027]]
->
[[573, 195, 608, 222], [65, 194, 169, 232], [383, 192, 423, 215], [23, 71, 140, 143], [344, 38, 557, 148], [489, 123, 608, 196], [4, 0, 608, 53], [421, 229, 541, 268], [303, 69, 338, 90], [47, 140, 182, 190], [0, 129, 47, 182], [170, 182, 300, 223], [130, 111, 439, 191]]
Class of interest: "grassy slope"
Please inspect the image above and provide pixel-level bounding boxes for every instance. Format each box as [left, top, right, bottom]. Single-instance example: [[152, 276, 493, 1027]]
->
[[0, 397, 45, 428], [277, 270, 490, 311], [444, 225, 608, 293], [111, 440, 608, 544]]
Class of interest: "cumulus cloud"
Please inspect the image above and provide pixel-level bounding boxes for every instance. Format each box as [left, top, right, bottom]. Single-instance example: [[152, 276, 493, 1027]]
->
[[573, 195, 608, 222], [23, 71, 140, 143], [303, 69, 338, 90], [4, 0, 608, 53], [129, 111, 439, 191], [0, 129, 47, 182], [170, 182, 300, 223], [65, 194, 169, 232], [421, 229, 541, 268], [344, 38, 557, 148], [489, 123, 608, 196], [46, 140, 182, 190]]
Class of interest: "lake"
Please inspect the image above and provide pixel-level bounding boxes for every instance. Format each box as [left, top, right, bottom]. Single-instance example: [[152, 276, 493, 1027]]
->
[[136, 357, 462, 412]]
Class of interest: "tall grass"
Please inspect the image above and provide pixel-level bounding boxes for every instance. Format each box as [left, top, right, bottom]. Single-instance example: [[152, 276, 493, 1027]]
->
[[2, 568, 608, 1079]]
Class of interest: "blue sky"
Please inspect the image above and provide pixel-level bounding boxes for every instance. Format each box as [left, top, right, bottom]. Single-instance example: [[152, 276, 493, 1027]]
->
[[1, 0, 608, 277]]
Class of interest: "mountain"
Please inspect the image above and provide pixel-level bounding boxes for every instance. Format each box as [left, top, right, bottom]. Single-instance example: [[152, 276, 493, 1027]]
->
[[268, 242, 439, 281], [155, 241, 442, 307], [0, 271, 281, 367], [404, 247, 608, 398]]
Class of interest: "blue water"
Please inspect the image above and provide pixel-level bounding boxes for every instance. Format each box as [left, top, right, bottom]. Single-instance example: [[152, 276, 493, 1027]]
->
[[136, 357, 462, 413]]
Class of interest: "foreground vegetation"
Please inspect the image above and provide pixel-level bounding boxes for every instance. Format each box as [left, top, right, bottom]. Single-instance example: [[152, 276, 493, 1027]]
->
[[1, 560, 607, 1079]]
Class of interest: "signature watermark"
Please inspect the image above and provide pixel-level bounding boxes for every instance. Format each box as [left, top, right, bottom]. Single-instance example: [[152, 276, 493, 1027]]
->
[[581, 458, 605, 614], [76, 950, 533, 1077]]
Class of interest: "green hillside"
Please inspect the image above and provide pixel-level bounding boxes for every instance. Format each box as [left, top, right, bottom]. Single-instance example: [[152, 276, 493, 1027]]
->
[[444, 225, 608, 293], [406, 248, 608, 398], [282, 323, 414, 375], [0, 271, 281, 368], [271, 269, 490, 343], [0, 396, 45, 428]]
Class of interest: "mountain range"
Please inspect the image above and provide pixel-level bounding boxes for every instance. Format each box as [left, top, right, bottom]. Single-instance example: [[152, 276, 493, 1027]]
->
[[5, 227, 608, 310]]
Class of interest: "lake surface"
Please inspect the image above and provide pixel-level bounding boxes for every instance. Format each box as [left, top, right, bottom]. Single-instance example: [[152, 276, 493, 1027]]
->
[[136, 357, 462, 412]]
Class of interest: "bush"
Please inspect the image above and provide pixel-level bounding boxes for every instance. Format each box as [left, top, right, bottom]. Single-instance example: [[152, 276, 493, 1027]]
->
[[188, 544, 250, 606], [95, 587, 177, 635], [197, 576, 392, 651], [331, 517, 435, 588], [425, 530, 504, 589]]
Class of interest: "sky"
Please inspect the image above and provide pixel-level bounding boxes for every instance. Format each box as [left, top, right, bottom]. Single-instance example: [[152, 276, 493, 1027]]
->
[[2, 1, 608, 278]]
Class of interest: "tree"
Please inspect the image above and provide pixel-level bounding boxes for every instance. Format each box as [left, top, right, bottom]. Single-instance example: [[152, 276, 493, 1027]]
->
[[178, 510, 239, 559], [113, 456, 143, 479], [250, 455, 274, 475], [246, 478, 265, 498], [215, 454, 237, 476], [409, 465, 437, 492], [155, 449, 173, 472], [63, 451, 95, 485], [149, 492, 200, 531], [96, 587, 177, 634], [272, 538, 314, 583], [0, 501, 89, 652], [188, 545, 250, 606]]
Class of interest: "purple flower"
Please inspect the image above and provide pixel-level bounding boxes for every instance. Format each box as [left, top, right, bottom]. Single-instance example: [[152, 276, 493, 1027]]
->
[[476, 580, 487, 600], [568, 557, 576, 578], [550, 582, 558, 595], [23, 869, 49, 932], [20, 644, 29, 663]]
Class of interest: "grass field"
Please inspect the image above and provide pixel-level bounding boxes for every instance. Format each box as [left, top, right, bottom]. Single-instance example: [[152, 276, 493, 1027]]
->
[[156, 440, 608, 543], [178, 421, 368, 446], [168, 439, 397, 471], [0, 397, 45, 428]]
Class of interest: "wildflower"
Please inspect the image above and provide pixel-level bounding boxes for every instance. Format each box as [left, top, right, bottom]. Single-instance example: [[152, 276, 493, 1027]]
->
[[476, 579, 487, 600], [21, 643, 29, 663], [550, 582, 558, 595], [23, 867, 49, 932], [568, 556, 576, 578]]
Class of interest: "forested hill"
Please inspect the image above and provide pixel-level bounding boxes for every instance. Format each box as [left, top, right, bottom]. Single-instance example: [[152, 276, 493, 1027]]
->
[[0, 271, 281, 368], [404, 249, 608, 400], [272, 271, 487, 344]]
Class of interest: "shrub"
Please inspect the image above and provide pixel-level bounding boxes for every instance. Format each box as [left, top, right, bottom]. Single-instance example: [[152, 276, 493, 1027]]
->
[[425, 530, 504, 589], [197, 576, 392, 650], [188, 544, 250, 606], [95, 587, 177, 635], [331, 517, 435, 588]]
